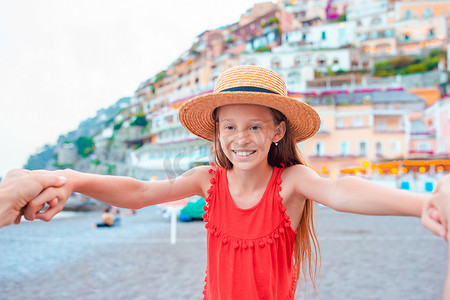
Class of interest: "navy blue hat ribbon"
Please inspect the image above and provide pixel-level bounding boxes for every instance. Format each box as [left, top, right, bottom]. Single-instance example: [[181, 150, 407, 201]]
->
[[220, 86, 278, 95]]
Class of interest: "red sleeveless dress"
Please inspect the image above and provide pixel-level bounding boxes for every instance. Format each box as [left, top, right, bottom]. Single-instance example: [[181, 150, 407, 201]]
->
[[202, 165, 297, 299]]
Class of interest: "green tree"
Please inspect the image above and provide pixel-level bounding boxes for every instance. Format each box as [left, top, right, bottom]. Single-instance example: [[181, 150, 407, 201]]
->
[[130, 115, 148, 127], [75, 136, 94, 158], [390, 56, 415, 70]]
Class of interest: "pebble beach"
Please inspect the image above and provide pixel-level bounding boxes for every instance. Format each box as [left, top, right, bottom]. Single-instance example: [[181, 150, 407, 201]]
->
[[0, 205, 446, 300]]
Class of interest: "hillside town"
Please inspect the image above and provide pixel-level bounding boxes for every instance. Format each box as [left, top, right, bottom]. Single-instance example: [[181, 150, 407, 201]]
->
[[28, 0, 450, 192]]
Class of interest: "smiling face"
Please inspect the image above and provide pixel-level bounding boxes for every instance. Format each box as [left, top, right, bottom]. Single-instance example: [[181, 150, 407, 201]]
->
[[216, 104, 286, 171]]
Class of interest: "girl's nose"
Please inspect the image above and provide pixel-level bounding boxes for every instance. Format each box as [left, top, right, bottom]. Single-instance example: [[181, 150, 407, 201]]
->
[[234, 128, 251, 146]]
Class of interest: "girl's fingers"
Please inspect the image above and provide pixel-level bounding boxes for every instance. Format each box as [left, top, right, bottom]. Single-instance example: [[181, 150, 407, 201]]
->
[[35, 198, 63, 222], [23, 188, 60, 220]]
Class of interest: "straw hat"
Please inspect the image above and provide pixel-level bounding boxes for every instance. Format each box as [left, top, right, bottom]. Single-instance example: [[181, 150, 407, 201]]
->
[[178, 65, 320, 143]]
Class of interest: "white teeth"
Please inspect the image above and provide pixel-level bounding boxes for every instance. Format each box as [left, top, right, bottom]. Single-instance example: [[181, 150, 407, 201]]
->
[[234, 151, 254, 156]]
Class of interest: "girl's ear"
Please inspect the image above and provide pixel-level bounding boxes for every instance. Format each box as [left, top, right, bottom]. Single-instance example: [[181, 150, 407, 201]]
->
[[273, 121, 286, 143]]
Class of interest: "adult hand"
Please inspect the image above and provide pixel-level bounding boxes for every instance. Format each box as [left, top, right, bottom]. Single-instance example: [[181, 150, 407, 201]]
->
[[422, 197, 446, 240], [22, 169, 73, 222], [0, 169, 66, 228], [422, 175, 450, 240]]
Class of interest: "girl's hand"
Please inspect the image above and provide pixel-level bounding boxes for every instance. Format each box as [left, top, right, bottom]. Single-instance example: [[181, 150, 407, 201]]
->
[[22, 170, 74, 222]]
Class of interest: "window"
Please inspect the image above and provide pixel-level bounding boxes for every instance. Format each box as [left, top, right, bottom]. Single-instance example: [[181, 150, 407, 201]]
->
[[384, 29, 393, 37], [423, 8, 433, 18], [317, 57, 326, 67], [287, 73, 301, 84], [359, 141, 367, 156], [321, 31, 326, 40], [271, 58, 281, 69], [428, 28, 435, 38], [294, 57, 301, 67], [403, 9, 412, 19], [340, 141, 349, 156], [417, 142, 432, 152], [375, 142, 383, 156], [369, 31, 379, 39], [267, 32, 276, 43], [371, 17, 381, 26], [315, 142, 324, 156], [376, 120, 387, 131], [353, 116, 363, 127], [336, 117, 344, 128], [411, 120, 426, 133]]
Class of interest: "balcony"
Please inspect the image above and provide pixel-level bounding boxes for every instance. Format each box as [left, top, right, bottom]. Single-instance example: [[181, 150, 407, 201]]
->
[[410, 129, 436, 139], [374, 129, 405, 134], [316, 129, 330, 135], [335, 126, 370, 130]]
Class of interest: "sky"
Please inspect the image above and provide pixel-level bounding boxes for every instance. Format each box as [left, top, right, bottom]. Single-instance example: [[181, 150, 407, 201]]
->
[[0, 0, 266, 177]]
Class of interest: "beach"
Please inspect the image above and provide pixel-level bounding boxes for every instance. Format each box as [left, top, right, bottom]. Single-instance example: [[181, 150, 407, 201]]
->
[[0, 205, 446, 300]]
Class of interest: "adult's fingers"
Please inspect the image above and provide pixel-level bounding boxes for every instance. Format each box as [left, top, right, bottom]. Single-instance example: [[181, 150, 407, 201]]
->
[[422, 199, 446, 238], [2, 169, 30, 182], [430, 195, 449, 229], [31, 173, 67, 189], [422, 213, 446, 238], [13, 212, 22, 225]]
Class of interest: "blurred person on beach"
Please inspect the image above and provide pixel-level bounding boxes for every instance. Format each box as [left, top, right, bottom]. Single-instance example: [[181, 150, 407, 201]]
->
[[21, 66, 440, 298], [0, 169, 66, 228], [423, 174, 450, 300], [94, 206, 114, 228], [113, 207, 121, 226]]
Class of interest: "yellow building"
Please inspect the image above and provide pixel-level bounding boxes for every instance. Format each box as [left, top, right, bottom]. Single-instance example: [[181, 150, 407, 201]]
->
[[297, 88, 427, 178]]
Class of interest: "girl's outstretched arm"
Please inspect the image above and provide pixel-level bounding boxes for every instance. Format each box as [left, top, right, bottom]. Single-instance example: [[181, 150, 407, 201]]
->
[[292, 165, 430, 217], [23, 166, 210, 221]]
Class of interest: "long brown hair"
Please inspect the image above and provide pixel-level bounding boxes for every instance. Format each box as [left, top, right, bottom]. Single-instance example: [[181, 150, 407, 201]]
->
[[212, 107, 320, 295]]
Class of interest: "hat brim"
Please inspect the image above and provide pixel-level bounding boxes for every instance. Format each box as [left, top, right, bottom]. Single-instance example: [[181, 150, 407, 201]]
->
[[178, 91, 321, 143]]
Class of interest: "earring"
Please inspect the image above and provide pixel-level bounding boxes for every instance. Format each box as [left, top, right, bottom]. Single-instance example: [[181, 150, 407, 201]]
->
[[274, 142, 278, 146]]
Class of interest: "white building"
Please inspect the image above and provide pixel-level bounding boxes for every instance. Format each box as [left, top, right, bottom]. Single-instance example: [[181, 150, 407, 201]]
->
[[241, 44, 352, 91], [283, 21, 358, 49], [307, 21, 358, 48], [57, 143, 78, 165], [347, 0, 389, 24]]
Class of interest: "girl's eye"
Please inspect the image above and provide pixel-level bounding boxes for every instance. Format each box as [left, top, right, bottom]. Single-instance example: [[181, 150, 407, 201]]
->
[[250, 125, 261, 131], [224, 125, 234, 130]]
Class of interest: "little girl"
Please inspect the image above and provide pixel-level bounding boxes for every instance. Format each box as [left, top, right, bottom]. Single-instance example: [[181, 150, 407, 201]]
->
[[25, 66, 431, 299]]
